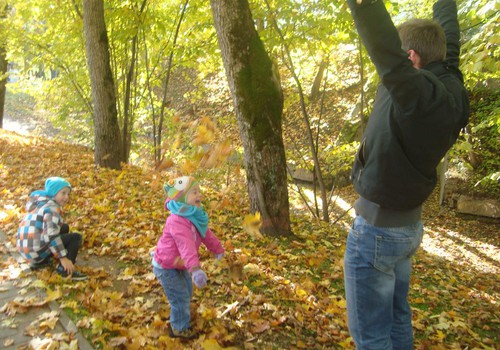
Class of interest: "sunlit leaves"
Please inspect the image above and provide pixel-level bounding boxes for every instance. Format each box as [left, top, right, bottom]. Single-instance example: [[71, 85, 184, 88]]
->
[[458, 0, 499, 84]]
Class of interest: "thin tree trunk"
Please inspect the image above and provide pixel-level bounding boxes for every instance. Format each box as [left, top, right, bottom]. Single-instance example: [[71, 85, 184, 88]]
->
[[358, 40, 365, 134], [438, 153, 448, 205], [156, 0, 189, 163], [122, 0, 148, 162], [83, 0, 124, 169], [310, 60, 327, 102], [0, 46, 7, 130], [211, 0, 291, 236], [123, 36, 136, 162], [0, 5, 8, 129], [265, 0, 329, 222]]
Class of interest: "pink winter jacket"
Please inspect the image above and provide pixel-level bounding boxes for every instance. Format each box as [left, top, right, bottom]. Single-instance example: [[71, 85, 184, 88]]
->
[[154, 214, 224, 272]]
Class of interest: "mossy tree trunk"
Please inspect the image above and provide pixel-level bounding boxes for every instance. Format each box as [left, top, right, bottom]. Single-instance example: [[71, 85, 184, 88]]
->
[[83, 0, 124, 169], [210, 0, 292, 236]]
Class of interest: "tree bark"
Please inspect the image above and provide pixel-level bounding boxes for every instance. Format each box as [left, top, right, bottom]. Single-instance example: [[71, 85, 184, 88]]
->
[[83, 0, 124, 169], [309, 60, 327, 102], [210, 0, 291, 236]]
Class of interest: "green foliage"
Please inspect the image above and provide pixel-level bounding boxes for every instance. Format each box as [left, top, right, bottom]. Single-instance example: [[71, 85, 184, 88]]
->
[[323, 141, 358, 176], [254, 0, 353, 88], [1, 0, 497, 199], [450, 88, 500, 194], [469, 89, 500, 190], [459, 0, 499, 87]]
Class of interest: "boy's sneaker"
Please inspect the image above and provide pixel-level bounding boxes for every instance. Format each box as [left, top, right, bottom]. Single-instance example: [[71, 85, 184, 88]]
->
[[56, 266, 88, 281], [168, 324, 198, 340]]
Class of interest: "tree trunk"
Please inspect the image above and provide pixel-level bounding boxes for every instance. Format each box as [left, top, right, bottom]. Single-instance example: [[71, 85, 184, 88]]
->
[[122, 0, 148, 163], [123, 35, 137, 163], [210, 0, 291, 236], [265, 0, 329, 222], [156, 0, 189, 164], [0, 5, 8, 129], [0, 45, 6, 130], [309, 60, 327, 102], [83, 0, 124, 169], [358, 40, 365, 134]]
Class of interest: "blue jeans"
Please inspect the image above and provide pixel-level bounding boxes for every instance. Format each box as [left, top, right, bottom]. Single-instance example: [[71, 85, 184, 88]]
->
[[344, 215, 423, 349], [153, 267, 193, 331]]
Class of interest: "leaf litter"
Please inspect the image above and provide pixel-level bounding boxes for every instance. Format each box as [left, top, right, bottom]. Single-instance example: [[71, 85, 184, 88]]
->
[[0, 129, 498, 349]]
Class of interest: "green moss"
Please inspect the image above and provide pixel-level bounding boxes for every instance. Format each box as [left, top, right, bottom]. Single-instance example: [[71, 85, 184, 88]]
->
[[235, 34, 283, 151]]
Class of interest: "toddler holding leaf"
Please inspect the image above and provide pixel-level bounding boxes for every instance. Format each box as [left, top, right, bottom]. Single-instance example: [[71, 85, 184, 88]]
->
[[152, 176, 224, 340], [17, 177, 87, 281]]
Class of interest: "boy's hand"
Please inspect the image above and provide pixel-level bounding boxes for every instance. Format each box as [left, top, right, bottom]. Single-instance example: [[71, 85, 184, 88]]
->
[[60, 257, 74, 274], [192, 269, 207, 289]]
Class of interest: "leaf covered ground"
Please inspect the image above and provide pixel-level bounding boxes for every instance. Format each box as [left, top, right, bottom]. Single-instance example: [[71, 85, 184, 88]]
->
[[0, 129, 498, 349]]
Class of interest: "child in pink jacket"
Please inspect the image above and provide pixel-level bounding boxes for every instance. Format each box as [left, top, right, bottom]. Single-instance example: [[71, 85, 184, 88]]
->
[[152, 176, 224, 340]]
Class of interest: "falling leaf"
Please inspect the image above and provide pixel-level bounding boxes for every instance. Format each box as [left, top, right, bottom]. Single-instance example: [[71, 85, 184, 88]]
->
[[156, 158, 175, 171], [228, 263, 243, 281], [242, 212, 263, 240]]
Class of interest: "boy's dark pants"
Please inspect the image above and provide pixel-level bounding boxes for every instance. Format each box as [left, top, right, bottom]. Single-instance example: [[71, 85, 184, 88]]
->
[[37, 232, 82, 265], [61, 233, 83, 263]]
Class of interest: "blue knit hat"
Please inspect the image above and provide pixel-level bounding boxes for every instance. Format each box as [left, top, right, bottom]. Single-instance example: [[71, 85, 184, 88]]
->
[[44, 177, 71, 197]]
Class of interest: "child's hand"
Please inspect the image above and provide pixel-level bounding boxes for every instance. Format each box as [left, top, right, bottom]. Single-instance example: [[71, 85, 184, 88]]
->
[[214, 253, 224, 260], [60, 257, 74, 274], [192, 269, 207, 289]]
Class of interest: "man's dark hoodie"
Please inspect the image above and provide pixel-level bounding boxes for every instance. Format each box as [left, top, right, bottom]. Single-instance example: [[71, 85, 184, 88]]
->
[[349, 0, 469, 227]]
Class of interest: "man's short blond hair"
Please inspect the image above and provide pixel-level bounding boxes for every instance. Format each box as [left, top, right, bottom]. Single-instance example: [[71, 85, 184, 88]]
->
[[397, 19, 446, 67]]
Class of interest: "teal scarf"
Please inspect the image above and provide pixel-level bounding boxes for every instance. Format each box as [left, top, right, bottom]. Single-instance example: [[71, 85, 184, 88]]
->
[[167, 200, 209, 238]]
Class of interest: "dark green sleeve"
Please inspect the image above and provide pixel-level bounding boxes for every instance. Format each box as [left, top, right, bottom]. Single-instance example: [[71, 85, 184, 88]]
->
[[433, 0, 461, 71], [346, 0, 421, 111], [346, 0, 411, 79]]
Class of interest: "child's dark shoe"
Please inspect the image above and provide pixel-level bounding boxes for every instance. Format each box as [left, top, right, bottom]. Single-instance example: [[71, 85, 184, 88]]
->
[[168, 324, 198, 340], [56, 266, 88, 281]]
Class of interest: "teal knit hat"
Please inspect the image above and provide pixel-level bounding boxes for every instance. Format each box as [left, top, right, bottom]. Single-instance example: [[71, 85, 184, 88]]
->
[[45, 177, 71, 198]]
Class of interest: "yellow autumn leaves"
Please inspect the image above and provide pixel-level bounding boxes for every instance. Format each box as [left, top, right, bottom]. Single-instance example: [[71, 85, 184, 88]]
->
[[158, 116, 235, 175]]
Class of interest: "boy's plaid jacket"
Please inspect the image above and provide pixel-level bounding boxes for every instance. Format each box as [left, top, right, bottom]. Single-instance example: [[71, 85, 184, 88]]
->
[[17, 195, 68, 262]]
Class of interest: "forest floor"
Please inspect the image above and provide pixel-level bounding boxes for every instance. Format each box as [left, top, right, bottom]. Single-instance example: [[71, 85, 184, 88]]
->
[[0, 121, 499, 350], [1, 86, 499, 349]]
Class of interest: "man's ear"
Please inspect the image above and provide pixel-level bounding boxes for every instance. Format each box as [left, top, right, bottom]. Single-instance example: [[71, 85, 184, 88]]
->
[[408, 49, 422, 69]]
